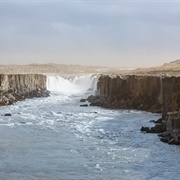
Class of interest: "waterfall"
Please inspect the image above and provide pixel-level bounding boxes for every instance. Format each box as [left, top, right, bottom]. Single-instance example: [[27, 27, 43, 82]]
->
[[46, 74, 99, 96]]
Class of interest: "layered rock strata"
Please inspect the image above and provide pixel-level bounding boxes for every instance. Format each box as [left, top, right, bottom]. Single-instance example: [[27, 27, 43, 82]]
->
[[87, 75, 180, 145], [0, 74, 49, 106]]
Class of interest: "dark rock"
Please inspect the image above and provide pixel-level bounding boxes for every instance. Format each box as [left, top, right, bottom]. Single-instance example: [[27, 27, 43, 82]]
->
[[141, 123, 166, 134], [3, 113, 12, 116], [152, 123, 165, 133], [168, 138, 176, 144], [155, 118, 163, 124], [140, 126, 151, 133], [160, 136, 171, 143], [86, 95, 100, 102], [80, 99, 86, 102], [80, 104, 88, 107], [158, 131, 172, 137], [160, 130, 180, 145], [149, 120, 156, 123]]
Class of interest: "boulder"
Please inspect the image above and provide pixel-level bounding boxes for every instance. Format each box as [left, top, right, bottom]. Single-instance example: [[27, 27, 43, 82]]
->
[[80, 99, 86, 102], [149, 120, 156, 123], [140, 126, 151, 133], [80, 104, 88, 107], [2, 113, 12, 116], [150, 123, 165, 133]]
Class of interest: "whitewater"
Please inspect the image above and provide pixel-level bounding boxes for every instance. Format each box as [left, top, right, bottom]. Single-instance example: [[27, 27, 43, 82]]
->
[[0, 74, 179, 180]]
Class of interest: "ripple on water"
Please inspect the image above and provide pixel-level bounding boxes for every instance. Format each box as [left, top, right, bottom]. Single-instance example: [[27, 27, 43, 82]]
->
[[0, 92, 179, 180]]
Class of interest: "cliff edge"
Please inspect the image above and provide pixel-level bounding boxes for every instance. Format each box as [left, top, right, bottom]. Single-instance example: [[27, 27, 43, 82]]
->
[[0, 74, 49, 106]]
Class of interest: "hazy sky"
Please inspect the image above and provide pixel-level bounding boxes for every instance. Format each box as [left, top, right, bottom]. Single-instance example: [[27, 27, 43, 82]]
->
[[0, 0, 180, 67]]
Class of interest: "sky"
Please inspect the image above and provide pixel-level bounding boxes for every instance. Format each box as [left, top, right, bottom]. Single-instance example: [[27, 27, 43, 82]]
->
[[0, 0, 180, 67]]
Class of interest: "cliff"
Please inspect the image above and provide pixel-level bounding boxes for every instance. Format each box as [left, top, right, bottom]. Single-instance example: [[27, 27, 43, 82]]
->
[[0, 74, 49, 106], [96, 75, 162, 112], [87, 74, 180, 145], [161, 76, 180, 118]]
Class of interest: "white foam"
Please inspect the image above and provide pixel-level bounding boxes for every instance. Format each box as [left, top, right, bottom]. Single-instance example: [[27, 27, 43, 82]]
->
[[46, 74, 99, 96]]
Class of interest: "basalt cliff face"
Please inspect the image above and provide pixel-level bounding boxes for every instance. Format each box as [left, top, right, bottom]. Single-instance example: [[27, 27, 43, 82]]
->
[[87, 75, 180, 145], [0, 74, 49, 106], [96, 75, 162, 113], [161, 76, 180, 118]]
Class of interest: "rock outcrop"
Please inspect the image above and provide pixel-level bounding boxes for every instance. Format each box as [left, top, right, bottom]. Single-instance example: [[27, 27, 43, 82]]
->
[[0, 74, 49, 105], [89, 75, 162, 113], [161, 76, 180, 118], [159, 111, 180, 145], [87, 74, 180, 145]]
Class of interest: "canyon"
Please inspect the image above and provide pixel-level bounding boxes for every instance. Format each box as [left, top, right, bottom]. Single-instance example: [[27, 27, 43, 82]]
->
[[0, 61, 179, 145]]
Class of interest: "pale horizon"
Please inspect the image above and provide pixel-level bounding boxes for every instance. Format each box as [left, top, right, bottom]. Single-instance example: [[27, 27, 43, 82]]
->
[[0, 0, 180, 67]]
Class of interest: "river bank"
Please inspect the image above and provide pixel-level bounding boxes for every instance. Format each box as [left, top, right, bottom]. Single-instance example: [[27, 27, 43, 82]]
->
[[86, 74, 180, 145]]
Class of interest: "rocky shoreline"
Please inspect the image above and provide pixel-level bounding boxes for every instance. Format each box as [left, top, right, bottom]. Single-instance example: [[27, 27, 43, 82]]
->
[[141, 112, 180, 145], [0, 74, 49, 106], [85, 74, 180, 145]]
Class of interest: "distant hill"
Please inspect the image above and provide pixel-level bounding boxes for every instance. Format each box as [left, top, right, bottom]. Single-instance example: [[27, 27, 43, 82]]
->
[[169, 59, 180, 64], [0, 60, 179, 76], [133, 59, 180, 76], [0, 63, 130, 74]]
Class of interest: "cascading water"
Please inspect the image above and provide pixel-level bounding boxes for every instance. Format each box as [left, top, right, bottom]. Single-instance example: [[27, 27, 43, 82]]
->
[[46, 74, 99, 96]]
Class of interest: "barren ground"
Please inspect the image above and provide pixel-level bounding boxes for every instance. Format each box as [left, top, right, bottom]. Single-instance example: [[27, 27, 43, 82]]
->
[[0, 60, 179, 76]]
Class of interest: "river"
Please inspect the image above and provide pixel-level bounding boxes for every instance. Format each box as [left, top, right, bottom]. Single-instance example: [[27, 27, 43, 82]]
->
[[0, 74, 179, 180]]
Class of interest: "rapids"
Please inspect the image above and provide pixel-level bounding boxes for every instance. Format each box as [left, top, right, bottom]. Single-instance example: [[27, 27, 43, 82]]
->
[[0, 74, 179, 180]]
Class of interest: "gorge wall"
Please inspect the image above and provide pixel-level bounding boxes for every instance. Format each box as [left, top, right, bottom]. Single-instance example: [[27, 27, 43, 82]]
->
[[96, 75, 180, 114], [96, 75, 162, 112], [0, 74, 49, 106], [88, 74, 180, 145]]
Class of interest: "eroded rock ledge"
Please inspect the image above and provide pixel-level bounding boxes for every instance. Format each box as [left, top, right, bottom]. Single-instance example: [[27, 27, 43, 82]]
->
[[0, 74, 49, 106], [86, 74, 180, 145]]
